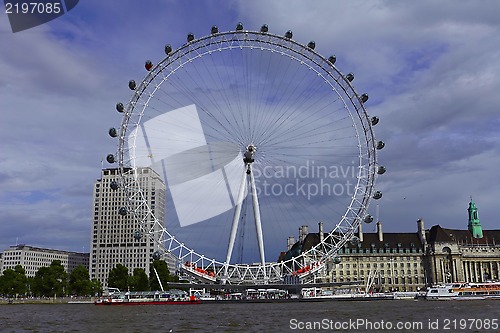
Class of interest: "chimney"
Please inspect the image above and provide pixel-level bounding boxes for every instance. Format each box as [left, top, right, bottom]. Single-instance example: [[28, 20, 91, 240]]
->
[[287, 236, 295, 251], [300, 225, 309, 242], [318, 222, 324, 243], [358, 222, 364, 242], [417, 218, 426, 246], [377, 221, 383, 242]]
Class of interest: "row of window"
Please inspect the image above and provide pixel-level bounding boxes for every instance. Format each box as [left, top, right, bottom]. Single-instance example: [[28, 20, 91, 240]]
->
[[336, 262, 420, 269], [339, 247, 422, 254], [340, 256, 420, 262], [333, 277, 422, 285], [334, 269, 423, 276]]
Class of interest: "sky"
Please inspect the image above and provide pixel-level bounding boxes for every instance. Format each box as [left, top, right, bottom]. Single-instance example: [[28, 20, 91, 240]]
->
[[1, 0, 499, 255]]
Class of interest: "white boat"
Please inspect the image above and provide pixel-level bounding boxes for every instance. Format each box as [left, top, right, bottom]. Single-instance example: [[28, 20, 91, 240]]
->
[[94, 289, 201, 305], [425, 281, 500, 300], [301, 287, 395, 300], [392, 291, 419, 300]]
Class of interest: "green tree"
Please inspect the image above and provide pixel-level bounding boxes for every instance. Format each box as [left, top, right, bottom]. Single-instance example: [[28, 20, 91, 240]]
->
[[68, 265, 91, 296], [31, 260, 68, 297], [149, 260, 178, 291], [107, 264, 129, 291], [32, 266, 51, 296], [89, 278, 103, 296], [0, 265, 28, 296], [129, 268, 149, 291]]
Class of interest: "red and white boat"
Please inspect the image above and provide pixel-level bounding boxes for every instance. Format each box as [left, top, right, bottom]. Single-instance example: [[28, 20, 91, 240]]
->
[[426, 281, 500, 300]]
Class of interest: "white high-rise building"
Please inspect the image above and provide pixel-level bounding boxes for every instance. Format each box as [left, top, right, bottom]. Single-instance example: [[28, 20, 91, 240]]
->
[[90, 167, 170, 287]]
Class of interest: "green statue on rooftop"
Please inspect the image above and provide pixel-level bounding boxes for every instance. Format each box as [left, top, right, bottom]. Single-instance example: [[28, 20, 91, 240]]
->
[[468, 196, 483, 239]]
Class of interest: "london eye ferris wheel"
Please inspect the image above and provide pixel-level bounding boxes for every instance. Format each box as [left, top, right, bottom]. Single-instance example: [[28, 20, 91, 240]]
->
[[107, 23, 385, 284]]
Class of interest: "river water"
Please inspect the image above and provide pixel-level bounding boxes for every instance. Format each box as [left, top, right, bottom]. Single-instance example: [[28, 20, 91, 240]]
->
[[1, 300, 498, 332]]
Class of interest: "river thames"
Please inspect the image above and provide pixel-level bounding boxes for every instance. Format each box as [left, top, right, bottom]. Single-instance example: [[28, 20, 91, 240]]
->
[[1, 299, 498, 332]]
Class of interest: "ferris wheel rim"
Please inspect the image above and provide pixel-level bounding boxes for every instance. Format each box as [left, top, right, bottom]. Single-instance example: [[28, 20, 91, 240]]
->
[[115, 25, 380, 284]]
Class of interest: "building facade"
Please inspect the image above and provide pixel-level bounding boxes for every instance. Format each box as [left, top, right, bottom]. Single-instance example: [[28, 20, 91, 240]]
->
[[0, 244, 89, 278], [426, 225, 500, 284], [90, 167, 172, 287], [426, 200, 500, 284], [330, 221, 427, 292], [283, 220, 428, 292], [281, 200, 500, 291]]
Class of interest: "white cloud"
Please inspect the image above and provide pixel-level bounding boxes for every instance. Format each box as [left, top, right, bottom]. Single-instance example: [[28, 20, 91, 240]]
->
[[1, 0, 499, 257]]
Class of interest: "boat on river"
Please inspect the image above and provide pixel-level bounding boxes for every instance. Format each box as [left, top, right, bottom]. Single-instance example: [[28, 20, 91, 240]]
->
[[94, 289, 201, 305], [425, 281, 500, 300], [300, 287, 396, 301]]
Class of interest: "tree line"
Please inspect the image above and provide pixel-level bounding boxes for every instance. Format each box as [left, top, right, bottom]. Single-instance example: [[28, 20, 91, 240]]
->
[[0, 259, 178, 297]]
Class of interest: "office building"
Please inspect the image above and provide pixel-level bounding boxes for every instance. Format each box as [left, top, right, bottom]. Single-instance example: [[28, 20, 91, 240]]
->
[[90, 167, 172, 287], [0, 244, 89, 278]]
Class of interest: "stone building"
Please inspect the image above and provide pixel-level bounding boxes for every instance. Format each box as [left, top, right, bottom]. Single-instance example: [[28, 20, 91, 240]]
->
[[280, 199, 500, 291], [426, 199, 500, 284]]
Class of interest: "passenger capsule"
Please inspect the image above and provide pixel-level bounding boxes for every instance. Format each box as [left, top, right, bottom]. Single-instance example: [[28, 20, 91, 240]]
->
[[333, 257, 342, 264], [110, 181, 119, 190], [211, 25, 218, 34], [152, 251, 161, 260], [116, 102, 124, 113], [285, 30, 293, 39], [307, 41, 316, 50], [260, 24, 269, 33], [376, 141, 385, 150], [164, 44, 172, 54], [145, 60, 153, 71], [133, 230, 142, 240], [346, 73, 354, 82], [106, 154, 115, 164], [128, 80, 136, 90], [371, 116, 379, 126], [377, 166, 386, 175], [236, 22, 244, 31], [328, 55, 337, 65], [118, 207, 127, 216], [187, 32, 195, 42], [364, 214, 374, 224], [373, 191, 383, 200], [108, 128, 118, 138], [360, 93, 369, 103]]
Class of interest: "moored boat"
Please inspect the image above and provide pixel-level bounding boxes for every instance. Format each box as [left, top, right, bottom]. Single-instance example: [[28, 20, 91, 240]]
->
[[94, 289, 201, 305], [425, 281, 500, 300]]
